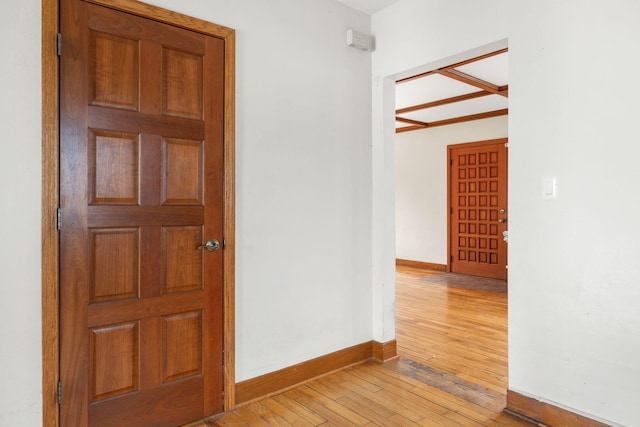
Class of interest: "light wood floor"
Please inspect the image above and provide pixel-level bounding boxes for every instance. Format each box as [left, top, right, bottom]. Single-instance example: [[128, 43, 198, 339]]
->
[[190, 267, 531, 426]]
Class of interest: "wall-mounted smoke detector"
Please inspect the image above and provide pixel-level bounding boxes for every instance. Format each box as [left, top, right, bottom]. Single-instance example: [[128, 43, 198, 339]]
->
[[346, 29, 373, 51]]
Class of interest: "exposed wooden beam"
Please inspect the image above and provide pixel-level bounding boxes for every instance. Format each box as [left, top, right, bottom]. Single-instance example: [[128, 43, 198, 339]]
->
[[396, 90, 491, 115], [394, 48, 509, 135], [396, 69, 438, 85], [396, 116, 429, 127], [396, 125, 426, 133], [396, 48, 507, 85], [395, 108, 508, 133], [437, 69, 508, 97], [441, 47, 508, 72], [423, 108, 508, 127]]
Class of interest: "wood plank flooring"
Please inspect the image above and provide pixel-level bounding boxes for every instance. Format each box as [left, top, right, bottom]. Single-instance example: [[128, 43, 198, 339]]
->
[[188, 267, 531, 426]]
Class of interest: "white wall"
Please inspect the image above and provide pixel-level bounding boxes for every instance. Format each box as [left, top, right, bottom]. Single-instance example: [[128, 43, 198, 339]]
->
[[396, 116, 507, 265], [0, 0, 374, 424], [0, 1, 42, 426], [374, 1, 640, 425], [508, 2, 640, 425]]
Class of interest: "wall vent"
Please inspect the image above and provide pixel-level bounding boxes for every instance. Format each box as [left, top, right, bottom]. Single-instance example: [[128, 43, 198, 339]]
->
[[346, 29, 373, 51]]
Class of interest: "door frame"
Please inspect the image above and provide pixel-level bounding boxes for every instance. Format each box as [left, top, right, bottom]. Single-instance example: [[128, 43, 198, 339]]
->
[[41, 1, 236, 425], [447, 138, 507, 277]]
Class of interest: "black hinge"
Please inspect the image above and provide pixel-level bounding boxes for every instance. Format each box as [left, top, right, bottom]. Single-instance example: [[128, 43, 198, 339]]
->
[[223, 238, 226, 249], [57, 33, 62, 56], [57, 380, 62, 405], [57, 208, 62, 230], [450, 255, 454, 262]]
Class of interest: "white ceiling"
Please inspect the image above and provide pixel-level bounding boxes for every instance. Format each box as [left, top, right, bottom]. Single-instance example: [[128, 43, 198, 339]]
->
[[336, 0, 401, 14], [395, 50, 509, 132]]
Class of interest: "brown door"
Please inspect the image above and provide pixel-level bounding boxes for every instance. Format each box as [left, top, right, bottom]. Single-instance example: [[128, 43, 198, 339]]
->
[[59, 1, 225, 425], [449, 139, 507, 280]]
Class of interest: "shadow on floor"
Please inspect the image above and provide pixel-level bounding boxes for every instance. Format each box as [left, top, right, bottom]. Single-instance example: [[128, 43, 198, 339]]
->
[[417, 272, 507, 294]]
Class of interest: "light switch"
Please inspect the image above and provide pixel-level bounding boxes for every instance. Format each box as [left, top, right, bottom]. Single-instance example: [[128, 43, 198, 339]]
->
[[543, 177, 557, 199]]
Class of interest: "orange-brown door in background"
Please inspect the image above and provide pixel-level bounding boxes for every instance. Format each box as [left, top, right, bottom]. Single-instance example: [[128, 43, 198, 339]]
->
[[449, 139, 507, 280], [60, 1, 225, 426]]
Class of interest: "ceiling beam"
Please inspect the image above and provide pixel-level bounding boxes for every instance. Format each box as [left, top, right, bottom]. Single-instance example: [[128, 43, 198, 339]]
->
[[436, 69, 508, 97], [396, 70, 438, 85], [396, 90, 492, 115], [427, 108, 508, 127], [441, 47, 508, 71], [396, 125, 425, 133], [396, 48, 507, 85], [396, 108, 508, 133], [396, 116, 429, 127]]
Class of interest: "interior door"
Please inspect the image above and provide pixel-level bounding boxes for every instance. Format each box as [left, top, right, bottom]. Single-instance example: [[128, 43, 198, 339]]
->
[[449, 139, 507, 280], [59, 1, 225, 425]]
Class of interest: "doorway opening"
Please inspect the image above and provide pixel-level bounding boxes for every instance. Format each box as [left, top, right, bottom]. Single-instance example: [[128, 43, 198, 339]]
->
[[392, 43, 509, 403], [394, 47, 508, 279]]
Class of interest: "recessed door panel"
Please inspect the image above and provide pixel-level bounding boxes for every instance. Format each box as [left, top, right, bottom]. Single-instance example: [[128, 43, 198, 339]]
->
[[163, 226, 203, 294], [90, 227, 139, 303], [90, 130, 139, 205], [90, 31, 139, 110], [162, 138, 203, 205], [90, 322, 139, 401], [163, 311, 203, 383], [163, 48, 204, 119]]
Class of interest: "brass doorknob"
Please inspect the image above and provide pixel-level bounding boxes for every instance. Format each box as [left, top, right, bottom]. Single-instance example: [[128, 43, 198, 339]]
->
[[498, 218, 506, 223]]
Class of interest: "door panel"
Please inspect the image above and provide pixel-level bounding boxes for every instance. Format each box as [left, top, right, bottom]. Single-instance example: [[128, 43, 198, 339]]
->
[[449, 140, 507, 280], [60, 1, 225, 425]]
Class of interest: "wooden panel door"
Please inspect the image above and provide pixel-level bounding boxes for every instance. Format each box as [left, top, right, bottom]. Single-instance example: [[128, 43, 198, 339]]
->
[[59, 1, 225, 426], [449, 139, 507, 280]]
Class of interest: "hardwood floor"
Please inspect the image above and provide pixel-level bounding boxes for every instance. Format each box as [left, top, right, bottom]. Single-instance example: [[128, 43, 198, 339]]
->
[[394, 267, 509, 394], [188, 267, 531, 426]]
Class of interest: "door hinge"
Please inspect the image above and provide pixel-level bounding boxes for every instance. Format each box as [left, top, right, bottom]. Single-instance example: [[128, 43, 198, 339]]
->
[[57, 208, 62, 230], [57, 33, 62, 56], [222, 238, 226, 249], [57, 380, 62, 405], [450, 255, 454, 262]]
